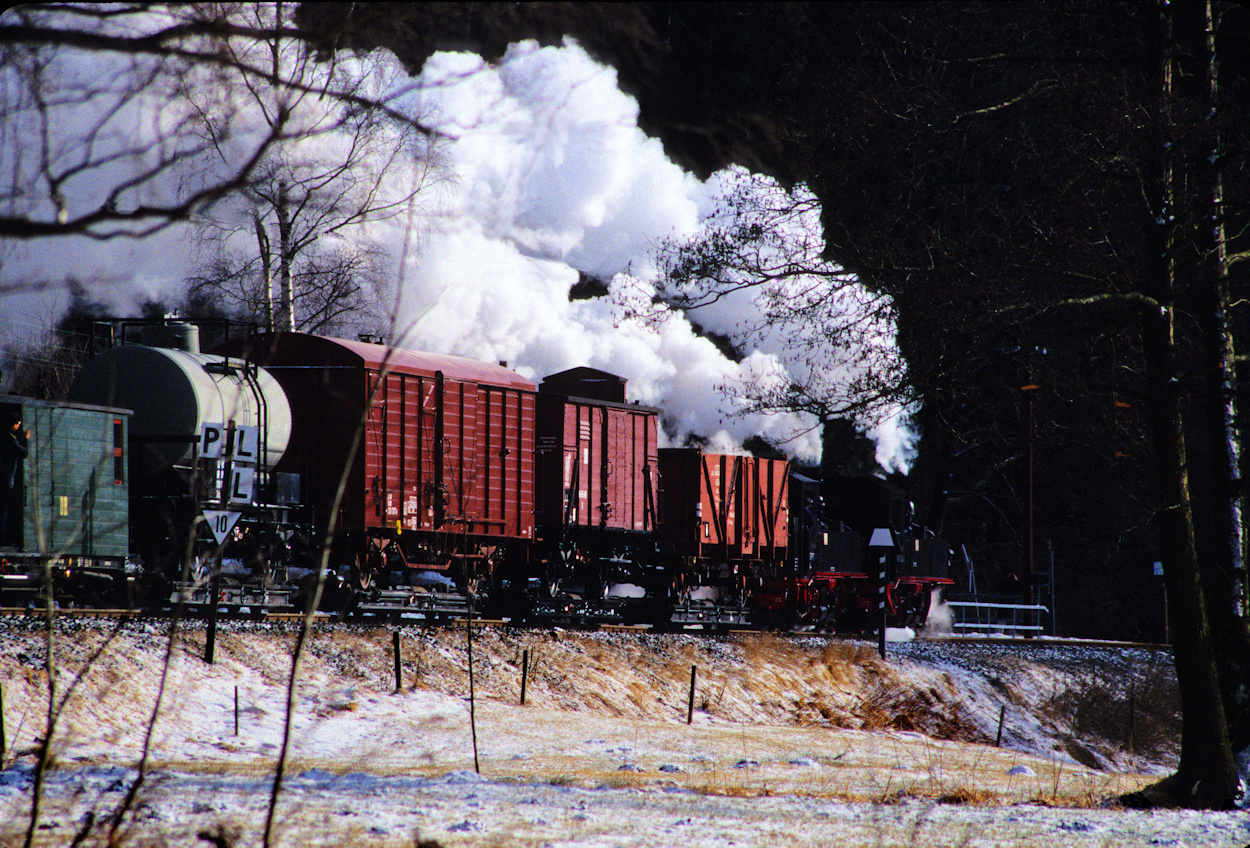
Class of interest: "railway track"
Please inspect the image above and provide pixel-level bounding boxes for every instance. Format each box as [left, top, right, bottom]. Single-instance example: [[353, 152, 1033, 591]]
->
[[917, 634, 1171, 651], [0, 605, 1169, 651], [0, 606, 314, 623]]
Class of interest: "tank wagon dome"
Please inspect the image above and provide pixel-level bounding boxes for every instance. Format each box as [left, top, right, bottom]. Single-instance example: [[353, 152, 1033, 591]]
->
[[68, 344, 292, 471]]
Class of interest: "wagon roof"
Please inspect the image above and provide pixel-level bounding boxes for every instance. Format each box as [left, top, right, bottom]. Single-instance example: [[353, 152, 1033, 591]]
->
[[247, 333, 536, 391], [3, 395, 133, 416]]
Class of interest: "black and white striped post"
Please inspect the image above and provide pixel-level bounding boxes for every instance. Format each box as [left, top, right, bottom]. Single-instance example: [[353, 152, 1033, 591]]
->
[[869, 528, 895, 660]]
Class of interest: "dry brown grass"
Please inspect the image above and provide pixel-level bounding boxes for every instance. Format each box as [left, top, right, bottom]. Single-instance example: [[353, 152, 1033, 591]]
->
[[1041, 659, 1180, 768], [0, 617, 1166, 848]]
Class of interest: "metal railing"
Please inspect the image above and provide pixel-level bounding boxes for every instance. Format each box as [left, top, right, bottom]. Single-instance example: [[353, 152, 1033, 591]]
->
[[945, 599, 1050, 637]]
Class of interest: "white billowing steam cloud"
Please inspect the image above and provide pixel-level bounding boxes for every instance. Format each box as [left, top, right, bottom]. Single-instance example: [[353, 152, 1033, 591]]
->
[[392, 41, 913, 468], [0, 16, 913, 469]]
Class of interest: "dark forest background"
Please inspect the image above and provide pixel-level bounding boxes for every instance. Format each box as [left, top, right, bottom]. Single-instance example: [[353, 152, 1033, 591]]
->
[[292, 1, 1250, 644]]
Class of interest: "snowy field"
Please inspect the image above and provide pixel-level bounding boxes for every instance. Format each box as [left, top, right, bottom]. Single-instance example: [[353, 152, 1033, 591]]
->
[[1, 619, 1246, 847]]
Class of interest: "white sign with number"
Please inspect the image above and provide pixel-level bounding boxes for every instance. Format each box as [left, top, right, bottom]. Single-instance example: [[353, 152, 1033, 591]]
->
[[204, 510, 241, 545]]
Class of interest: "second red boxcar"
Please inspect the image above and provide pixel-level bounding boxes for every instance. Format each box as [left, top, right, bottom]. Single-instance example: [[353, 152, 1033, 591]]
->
[[535, 367, 659, 535]]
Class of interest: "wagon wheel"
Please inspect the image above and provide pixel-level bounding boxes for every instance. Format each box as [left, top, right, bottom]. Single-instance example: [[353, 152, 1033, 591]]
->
[[814, 587, 837, 633], [545, 561, 564, 599], [350, 555, 372, 592], [546, 546, 579, 598], [584, 564, 606, 601]]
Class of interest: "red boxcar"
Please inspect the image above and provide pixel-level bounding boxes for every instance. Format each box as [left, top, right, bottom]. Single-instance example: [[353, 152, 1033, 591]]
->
[[244, 333, 536, 559], [658, 449, 789, 565], [535, 367, 659, 535]]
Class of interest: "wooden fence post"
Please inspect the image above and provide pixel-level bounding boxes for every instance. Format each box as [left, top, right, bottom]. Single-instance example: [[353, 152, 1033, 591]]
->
[[687, 665, 697, 724], [204, 549, 223, 664], [392, 631, 403, 693], [520, 648, 529, 705]]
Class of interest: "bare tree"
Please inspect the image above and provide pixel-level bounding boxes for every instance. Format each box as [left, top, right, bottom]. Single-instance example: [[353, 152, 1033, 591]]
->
[[185, 236, 391, 336], [0, 7, 438, 843], [631, 169, 912, 449], [181, 3, 438, 336], [0, 3, 436, 255]]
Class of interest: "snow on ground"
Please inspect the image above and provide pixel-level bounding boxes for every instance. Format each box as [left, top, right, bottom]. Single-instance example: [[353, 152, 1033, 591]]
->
[[0, 618, 1242, 847]]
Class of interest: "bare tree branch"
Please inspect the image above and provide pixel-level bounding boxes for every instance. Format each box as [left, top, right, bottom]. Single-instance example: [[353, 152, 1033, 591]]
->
[[0, 4, 439, 241]]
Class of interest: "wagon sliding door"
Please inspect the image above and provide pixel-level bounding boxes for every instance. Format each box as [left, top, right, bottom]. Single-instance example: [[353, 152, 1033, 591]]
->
[[370, 370, 450, 535], [368, 371, 432, 533], [479, 386, 535, 540], [438, 377, 478, 528]]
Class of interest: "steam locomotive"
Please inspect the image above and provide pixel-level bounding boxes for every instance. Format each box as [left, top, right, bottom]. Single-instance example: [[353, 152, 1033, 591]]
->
[[0, 321, 951, 629]]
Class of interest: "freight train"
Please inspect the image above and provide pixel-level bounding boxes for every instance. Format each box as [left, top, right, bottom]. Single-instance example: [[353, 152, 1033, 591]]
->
[[0, 321, 951, 629]]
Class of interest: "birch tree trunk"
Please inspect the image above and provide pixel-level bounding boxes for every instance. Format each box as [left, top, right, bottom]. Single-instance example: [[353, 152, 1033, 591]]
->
[[276, 178, 294, 332], [253, 210, 274, 332]]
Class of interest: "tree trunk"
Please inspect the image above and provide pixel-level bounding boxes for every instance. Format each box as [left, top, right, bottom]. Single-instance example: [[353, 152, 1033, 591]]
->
[[253, 210, 274, 332], [1142, 2, 1239, 805], [276, 178, 294, 332], [1141, 297, 1239, 806], [1192, 0, 1250, 758]]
